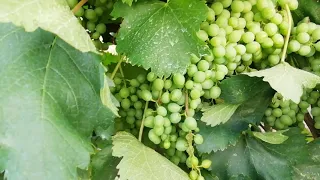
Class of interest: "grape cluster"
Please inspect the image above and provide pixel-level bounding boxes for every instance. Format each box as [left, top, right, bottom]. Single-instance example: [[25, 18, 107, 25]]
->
[[109, 68, 216, 179], [263, 89, 320, 130], [67, 0, 113, 50], [288, 19, 320, 56], [197, 0, 299, 74]]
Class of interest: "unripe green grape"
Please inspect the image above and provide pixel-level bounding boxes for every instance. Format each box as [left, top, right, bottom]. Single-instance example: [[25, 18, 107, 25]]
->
[[209, 86, 221, 99], [312, 28, 320, 40], [85, 9, 97, 20], [261, 38, 274, 48], [154, 115, 164, 126], [167, 147, 176, 156], [184, 117, 197, 130], [256, 0, 268, 11], [200, 21, 209, 31], [243, 1, 252, 12], [220, 9, 231, 18], [297, 32, 310, 44], [96, 23, 107, 34], [211, 2, 223, 15], [296, 23, 309, 33], [244, 11, 254, 22], [175, 138, 188, 151], [268, 55, 280, 65], [288, 0, 298, 10], [237, 18, 247, 30], [185, 80, 194, 89], [265, 108, 272, 116], [272, 108, 282, 117], [126, 116, 135, 124], [173, 73, 185, 88], [231, 0, 244, 13], [207, 8, 215, 21], [67, 0, 78, 8], [189, 170, 198, 180], [242, 32, 255, 43], [168, 103, 181, 113], [121, 98, 131, 109], [193, 71, 206, 83], [194, 134, 204, 144], [275, 119, 285, 129], [253, 12, 263, 22], [228, 30, 242, 43], [160, 92, 169, 104], [280, 115, 293, 126], [152, 78, 164, 91], [147, 72, 156, 82], [75, 7, 84, 17], [315, 42, 320, 52], [272, 34, 284, 48], [197, 175, 205, 180], [165, 126, 172, 134], [164, 117, 171, 127], [91, 32, 100, 39], [196, 30, 208, 41], [119, 88, 130, 98], [298, 45, 311, 56], [152, 90, 160, 99], [133, 101, 142, 109], [246, 41, 261, 54], [202, 79, 214, 90], [163, 140, 171, 149], [197, 60, 209, 71], [190, 89, 201, 100], [264, 23, 278, 36], [311, 107, 320, 116], [299, 101, 310, 110], [262, 7, 275, 19], [170, 113, 182, 124], [201, 159, 212, 169], [148, 129, 161, 144], [154, 125, 165, 136], [214, 71, 225, 81], [213, 46, 226, 58], [156, 106, 167, 117], [171, 89, 183, 102], [271, 13, 283, 25], [141, 89, 152, 101], [288, 40, 301, 52], [191, 156, 199, 166], [207, 24, 219, 37]]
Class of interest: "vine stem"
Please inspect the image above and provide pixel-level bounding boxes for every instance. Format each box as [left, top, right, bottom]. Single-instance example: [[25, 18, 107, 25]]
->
[[139, 101, 149, 142], [72, 0, 88, 14], [304, 113, 320, 138], [110, 58, 123, 80], [280, 5, 292, 63]]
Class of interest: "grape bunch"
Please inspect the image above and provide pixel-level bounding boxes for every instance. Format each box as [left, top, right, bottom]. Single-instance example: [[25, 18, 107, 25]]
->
[[288, 19, 320, 56], [196, 0, 299, 75], [109, 68, 216, 179], [66, 0, 114, 50], [263, 89, 320, 130]]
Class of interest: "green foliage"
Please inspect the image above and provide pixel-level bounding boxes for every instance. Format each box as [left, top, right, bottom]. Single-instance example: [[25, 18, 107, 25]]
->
[[205, 128, 311, 180], [91, 144, 120, 180], [201, 103, 240, 127], [0, 23, 114, 179], [112, 132, 189, 180], [0, 0, 96, 52], [245, 62, 320, 104], [197, 76, 274, 153], [292, 0, 320, 24], [252, 130, 289, 144], [111, 0, 208, 76]]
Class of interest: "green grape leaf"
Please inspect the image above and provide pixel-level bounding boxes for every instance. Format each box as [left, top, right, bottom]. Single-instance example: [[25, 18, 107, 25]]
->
[[220, 75, 272, 104], [101, 75, 120, 117], [197, 86, 274, 153], [112, 132, 189, 180], [201, 103, 240, 127], [292, 0, 320, 24], [92, 145, 120, 180], [252, 130, 289, 144], [205, 128, 310, 180], [245, 62, 320, 104], [293, 139, 320, 179], [0, 0, 96, 52], [111, 0, 208, 76], [0, 23, 115, 179], [122, 0, 138, 6]]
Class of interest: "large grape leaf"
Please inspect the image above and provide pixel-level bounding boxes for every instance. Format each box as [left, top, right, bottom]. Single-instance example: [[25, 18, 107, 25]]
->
[[220, 75, 271, 104], [292, 0, 320, 24], [91, 144, 120, 180], [112, 132, 189, 180], [205, 128, 311, 180], [111, 0, 208, 76], [0, 0, 95, 52], [245, 62, 320, 104], [197, 85, 274, 153], [201, 103, 240, 127], [0, 23, 115, 179]]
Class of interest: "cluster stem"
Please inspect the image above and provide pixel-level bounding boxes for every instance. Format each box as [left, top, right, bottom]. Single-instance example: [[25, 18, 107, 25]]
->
[[72, 0, 88, 14]]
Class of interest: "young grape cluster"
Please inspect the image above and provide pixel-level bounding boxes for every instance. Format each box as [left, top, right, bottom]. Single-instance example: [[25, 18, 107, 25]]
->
[[67, 0, 114, 50], [288, 19, 320, 56], [197, 0, 299, 74], [109, 67, 217, 179]]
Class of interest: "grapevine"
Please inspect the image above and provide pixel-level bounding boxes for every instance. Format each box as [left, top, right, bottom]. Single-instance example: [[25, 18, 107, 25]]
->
[[1, 0, 320, 180]]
